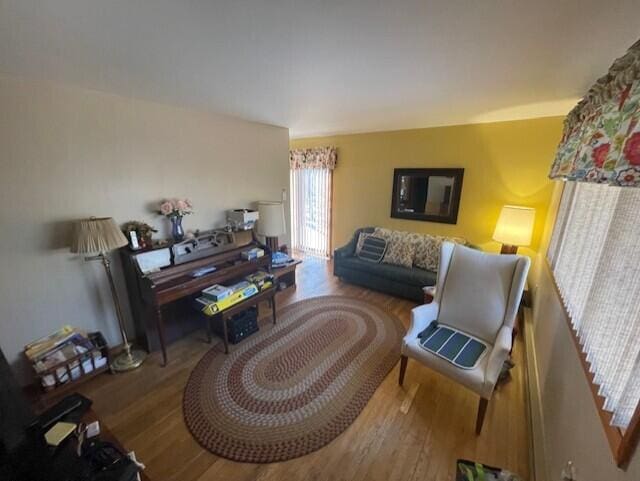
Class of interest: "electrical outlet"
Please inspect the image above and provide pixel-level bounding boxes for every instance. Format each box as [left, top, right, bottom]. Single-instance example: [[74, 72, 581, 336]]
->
[[281, 189, 287, 202]]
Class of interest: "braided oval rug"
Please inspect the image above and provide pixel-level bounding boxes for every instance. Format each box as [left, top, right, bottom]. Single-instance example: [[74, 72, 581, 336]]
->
[[183, 295, 404, 463]]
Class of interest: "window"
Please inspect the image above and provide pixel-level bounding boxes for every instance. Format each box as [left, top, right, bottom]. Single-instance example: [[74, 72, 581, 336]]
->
[[547, 181, 640, 466], [290, 167, 332, 257]]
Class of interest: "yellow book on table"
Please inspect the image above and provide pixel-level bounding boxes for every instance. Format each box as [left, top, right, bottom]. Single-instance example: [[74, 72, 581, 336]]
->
[[45, 421, 76, 446], [197, 283, 259, 316]]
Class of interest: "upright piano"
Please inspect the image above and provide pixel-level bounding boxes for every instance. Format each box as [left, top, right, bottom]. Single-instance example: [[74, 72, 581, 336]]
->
[[120, 233, 271, 365]]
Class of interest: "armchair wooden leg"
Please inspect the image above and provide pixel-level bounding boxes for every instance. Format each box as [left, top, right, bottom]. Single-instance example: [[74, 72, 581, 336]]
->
[[476, 398, 489, 434], [399, 355, 408, 386]]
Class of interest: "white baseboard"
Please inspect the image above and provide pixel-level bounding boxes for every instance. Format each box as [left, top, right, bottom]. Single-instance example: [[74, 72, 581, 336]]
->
[[523, 307, 548, 481]]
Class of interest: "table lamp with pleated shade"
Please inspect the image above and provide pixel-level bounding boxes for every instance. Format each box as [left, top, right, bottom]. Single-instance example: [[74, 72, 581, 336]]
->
[[71, 217, 146, 372], [257, 201, 286, 252]]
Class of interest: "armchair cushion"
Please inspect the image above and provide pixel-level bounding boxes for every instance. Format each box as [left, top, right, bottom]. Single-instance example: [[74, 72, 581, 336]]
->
[[403, 328, 493, 398], [418, 325, 489, 370], [437, 244, 526, 343]]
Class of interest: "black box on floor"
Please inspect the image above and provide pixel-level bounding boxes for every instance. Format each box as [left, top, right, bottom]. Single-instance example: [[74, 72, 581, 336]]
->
[[212, 307, 259, 344]]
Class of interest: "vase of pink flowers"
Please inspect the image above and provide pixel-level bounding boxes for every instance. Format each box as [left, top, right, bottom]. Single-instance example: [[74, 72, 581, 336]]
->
[[159, 198, 193, 242]]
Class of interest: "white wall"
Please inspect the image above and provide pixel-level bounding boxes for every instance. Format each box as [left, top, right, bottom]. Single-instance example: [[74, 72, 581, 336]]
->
[[529, 182, 640, 480], [0, 75, 290, 383]]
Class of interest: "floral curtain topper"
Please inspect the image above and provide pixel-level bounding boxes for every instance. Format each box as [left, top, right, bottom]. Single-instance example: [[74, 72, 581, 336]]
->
[[550, 39, 640, 187], [289, 147, 337, 170]]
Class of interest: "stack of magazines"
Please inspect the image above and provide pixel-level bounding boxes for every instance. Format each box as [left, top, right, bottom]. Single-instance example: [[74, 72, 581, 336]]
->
[[195, 271, 275, 317], [24, 326, 108, 390]]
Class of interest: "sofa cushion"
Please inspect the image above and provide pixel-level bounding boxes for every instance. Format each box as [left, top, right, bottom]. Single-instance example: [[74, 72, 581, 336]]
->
[[382, 237, 415, 267], [355, 232, 368, 254], [338, 256, 436, 287], [356, 236, 387, 262], [374, 227, 465, 271]]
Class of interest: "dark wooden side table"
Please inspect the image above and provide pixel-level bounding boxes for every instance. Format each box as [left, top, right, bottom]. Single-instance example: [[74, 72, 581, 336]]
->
[[206, 286, 277, 354], [83, 409, 151, 481], [272, 259, 302, 291], [422, 285, 436, 304]]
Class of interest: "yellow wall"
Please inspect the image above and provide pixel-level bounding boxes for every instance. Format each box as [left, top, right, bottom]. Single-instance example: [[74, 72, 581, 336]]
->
[[290, 116, 564, 256]]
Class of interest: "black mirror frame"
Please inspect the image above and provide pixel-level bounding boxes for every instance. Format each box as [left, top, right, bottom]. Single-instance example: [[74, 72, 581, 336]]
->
[[390, 168, 464, 224]]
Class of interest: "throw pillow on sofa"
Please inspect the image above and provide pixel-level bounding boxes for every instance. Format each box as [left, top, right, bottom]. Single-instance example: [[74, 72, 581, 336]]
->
[[355, 232, 370, 254], [382, 238, 415, 268], [356, 236, 387, 262], [407, 232, 466, 271], [372, 227, 394, 241]]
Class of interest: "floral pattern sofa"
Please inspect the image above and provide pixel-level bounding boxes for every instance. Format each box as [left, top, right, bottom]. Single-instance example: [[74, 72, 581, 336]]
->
[[333, 227, 466, 302]]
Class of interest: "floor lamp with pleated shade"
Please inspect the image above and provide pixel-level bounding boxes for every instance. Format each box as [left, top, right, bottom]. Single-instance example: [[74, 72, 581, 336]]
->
[[71, 217, 147, 372]]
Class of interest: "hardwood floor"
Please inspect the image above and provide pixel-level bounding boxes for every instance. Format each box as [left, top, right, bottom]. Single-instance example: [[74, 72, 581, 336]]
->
[[77, 255, 530, 481]]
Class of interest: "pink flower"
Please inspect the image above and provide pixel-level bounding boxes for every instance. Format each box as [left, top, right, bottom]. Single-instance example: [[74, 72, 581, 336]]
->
[[160, 201, 173, 215], [623, 132, 640, 166], [592, 143, 610, 168], [176, 200, 188, 212]]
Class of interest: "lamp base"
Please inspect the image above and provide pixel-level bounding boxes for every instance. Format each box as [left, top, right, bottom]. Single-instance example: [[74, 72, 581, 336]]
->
[[500, 244, 519, 254], [265, 236, 279, 253], [111, 345, 147, 372]]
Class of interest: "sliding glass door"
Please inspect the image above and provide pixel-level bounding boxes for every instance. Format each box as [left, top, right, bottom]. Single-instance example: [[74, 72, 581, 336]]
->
[[290, 167, 332, 257]]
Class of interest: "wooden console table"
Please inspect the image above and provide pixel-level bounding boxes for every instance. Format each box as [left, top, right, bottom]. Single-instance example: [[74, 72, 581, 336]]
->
[[121, 242, 271, 366], [272, 259, 302, 291]]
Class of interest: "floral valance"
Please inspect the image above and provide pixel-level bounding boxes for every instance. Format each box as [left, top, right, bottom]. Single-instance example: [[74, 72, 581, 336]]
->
[[289, 147, 337, 170], [549, 39, 640, 187]]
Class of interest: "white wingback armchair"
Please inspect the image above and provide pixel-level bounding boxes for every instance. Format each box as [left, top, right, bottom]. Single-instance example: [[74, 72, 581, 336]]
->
[[399, 242, 530, 433]]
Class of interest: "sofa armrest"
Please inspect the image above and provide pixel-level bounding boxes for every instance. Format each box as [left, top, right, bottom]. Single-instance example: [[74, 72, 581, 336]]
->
[[334, 244, 353, 259]]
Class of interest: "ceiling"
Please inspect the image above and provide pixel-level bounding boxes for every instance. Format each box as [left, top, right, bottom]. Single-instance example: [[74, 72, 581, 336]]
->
[[0, 1, 638, 138]]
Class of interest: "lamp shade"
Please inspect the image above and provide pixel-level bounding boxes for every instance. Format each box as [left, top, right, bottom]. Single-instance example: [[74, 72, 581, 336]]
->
[[256, 201, 286, 237], [70, 217, 128, 254], [492, 205, 535, 247]]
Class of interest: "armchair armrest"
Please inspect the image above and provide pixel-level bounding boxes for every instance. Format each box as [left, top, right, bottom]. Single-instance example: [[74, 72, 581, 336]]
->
[[482, 325, 513, 398], [404, 302, 440, 343]]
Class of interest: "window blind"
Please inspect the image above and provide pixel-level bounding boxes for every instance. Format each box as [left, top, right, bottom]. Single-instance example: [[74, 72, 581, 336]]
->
[[290, 167, 332, 257], [548, 182, 640, 429]]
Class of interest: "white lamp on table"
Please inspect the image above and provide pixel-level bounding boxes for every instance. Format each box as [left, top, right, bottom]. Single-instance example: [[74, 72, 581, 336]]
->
[[492, 205, 535, 254], [257, 201, 286, 253]]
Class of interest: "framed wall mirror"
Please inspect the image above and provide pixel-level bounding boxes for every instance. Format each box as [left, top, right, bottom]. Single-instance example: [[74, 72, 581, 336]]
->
[[390, 168, 464, 224]]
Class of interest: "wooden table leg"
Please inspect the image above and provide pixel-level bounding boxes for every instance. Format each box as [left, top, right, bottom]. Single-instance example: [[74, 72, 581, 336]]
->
[[156, 306, 168, 367], [221, 317, 229, 354], [271, 293, 277, 324], [206, 317, 212, 344]]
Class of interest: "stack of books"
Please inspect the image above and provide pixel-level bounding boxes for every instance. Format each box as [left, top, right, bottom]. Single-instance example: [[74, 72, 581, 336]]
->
[[245, 270, 274, 291], [195, 271, 274, 317], [24, 326, 108, 390]]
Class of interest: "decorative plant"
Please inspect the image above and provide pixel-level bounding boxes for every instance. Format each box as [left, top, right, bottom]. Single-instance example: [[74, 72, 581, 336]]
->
[[158, 198, 194, 218], [122, 221, 158, 248], [456, 461, 521, 481]]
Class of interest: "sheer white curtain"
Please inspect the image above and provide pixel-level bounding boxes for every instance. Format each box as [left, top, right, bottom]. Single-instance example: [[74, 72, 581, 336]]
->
[[548, 181, 640, 429], [290, 167, 332, 257]]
